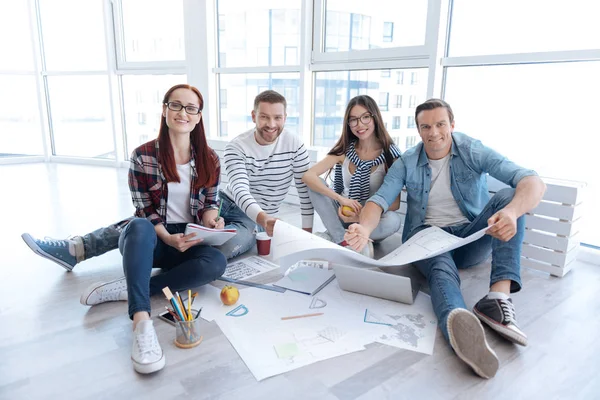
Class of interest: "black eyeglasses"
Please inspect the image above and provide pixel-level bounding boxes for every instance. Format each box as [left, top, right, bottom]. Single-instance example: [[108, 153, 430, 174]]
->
[[348, 113, 373, 127], [165, 102, 201, 115]]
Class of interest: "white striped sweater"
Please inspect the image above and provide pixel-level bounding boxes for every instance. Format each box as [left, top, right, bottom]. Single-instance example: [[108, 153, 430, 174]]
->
[[223, 128, 314, 229]]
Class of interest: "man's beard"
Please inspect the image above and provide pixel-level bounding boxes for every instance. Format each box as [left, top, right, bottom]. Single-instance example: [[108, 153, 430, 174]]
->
[[256, 126, 282, 143]]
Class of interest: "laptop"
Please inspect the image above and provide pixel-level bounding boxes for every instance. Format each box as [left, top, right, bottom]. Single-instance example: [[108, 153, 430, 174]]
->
[[333, 264, 421, 304]]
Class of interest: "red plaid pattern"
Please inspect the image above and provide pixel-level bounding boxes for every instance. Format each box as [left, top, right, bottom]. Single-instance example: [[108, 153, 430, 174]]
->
[[128, 140, 220, 225]]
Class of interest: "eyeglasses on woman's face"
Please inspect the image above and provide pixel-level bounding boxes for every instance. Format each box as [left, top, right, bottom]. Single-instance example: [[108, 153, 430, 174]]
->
[[348, 113, 373, 127], [165, 102, 201, 115]]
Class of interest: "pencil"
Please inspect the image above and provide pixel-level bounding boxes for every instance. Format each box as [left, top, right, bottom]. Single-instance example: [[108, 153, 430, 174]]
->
[[281, 312, 324, 321], [344, 229, 374, 242], [187, 289, 192, 321]]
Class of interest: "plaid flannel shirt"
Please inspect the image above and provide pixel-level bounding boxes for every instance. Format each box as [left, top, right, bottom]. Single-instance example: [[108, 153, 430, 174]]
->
[[128, 139, 220, 226]]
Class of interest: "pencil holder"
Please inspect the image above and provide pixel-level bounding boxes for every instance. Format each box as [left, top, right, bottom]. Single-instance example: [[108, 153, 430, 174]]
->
[[174, 311, 203, 349]]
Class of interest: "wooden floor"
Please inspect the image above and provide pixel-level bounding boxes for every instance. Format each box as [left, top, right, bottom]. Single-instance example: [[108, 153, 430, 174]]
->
[[1, 163, 599, 400]]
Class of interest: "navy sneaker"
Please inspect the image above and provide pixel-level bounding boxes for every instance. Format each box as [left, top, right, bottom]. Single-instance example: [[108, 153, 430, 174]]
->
[[447, 308, 499, 379], [473, 295, 528, 346], [21, 233, 78, 271]]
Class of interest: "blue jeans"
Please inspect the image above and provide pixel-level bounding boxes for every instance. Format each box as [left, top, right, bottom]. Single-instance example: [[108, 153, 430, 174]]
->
[[308, 182, 403, 244], [215, 190, 261, 259], [411, 188, 524, 343], [119, 218, 227, 318], [81, 190, 257, 261]]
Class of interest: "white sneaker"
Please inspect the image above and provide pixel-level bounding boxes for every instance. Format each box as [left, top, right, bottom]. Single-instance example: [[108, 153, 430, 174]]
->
[[131, 320, 165, 374], [80, 277, 128, 306]]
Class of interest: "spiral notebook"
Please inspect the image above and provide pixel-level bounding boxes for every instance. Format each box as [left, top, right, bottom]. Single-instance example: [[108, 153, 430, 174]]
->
[[184, 223, 237, 246], [272, 267, 336, 296]]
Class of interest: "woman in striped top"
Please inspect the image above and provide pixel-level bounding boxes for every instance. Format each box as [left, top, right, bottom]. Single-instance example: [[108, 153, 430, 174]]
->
[[302, 95, 403, 258]]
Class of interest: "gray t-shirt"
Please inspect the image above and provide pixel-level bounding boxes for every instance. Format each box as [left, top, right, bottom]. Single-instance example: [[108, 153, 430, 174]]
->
[[425, 154, 470, 227]]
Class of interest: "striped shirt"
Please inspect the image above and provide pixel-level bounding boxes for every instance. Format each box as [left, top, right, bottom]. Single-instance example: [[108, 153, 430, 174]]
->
[[128, 139, 220, 226], [223, 128, 314, 229]]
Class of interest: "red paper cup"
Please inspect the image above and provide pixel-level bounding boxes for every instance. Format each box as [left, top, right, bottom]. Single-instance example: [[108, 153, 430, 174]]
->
[[256, 232, 271, 256]]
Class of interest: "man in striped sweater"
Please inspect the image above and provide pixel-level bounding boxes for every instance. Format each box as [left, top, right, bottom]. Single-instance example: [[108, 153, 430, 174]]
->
[[217, 90, 314, 259], [21, 90, 313, 268]]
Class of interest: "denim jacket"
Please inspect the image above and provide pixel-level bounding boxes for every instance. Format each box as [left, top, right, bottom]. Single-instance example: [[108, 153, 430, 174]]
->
[[368, 132, 538, 241]]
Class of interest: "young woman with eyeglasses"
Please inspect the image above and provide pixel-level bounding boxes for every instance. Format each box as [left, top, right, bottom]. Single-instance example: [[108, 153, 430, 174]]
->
[[302, 95, 403, 258], [80, 84, 226, 374]]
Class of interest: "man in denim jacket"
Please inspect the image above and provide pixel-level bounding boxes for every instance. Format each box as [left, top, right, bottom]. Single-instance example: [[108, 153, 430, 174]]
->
[[345, 99, 546, 379]]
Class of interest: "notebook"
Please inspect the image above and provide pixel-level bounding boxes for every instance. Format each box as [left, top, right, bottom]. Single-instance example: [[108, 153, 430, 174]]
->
[[273, 267, 336, 296], [333, 264, 421, 304], [184, 223, 237, 246]]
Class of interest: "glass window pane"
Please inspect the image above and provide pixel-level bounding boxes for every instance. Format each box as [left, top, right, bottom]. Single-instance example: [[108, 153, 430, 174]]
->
[[217, 0, 301, 67], [48, 75, 114, 158], [39, 0, 107, 70], [445, 62, 600, 246], [122, 74, 186, 157], [313, 68, 427, 149], [218, 73, 300, 138], [324, 0, 427, 52], [0, 76, 43, 156], [449, 0, 600, 57], [0, 2, 35, 71], [120, 0, 185, 62]]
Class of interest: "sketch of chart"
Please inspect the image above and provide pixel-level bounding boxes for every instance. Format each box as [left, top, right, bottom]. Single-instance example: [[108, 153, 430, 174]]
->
[[376, 312, 436, 350]]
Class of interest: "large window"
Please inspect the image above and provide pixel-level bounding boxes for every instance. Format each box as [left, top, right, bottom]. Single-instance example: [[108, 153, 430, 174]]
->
[[38, 0, 107, 71], [313, 69, 427, 148], [0, 2, 35, 71], [217, 1, 301, 68], [0, 2, 43, 157], [119, 0, 185, 62], [444, 0, 600, 246], [323, 0, 427, 51]]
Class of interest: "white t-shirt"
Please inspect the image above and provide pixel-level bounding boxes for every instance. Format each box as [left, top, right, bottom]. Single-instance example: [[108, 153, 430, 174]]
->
[[425, 154, 470, 227], [341, 157, 386, 198], [166, 163, 194, 223]]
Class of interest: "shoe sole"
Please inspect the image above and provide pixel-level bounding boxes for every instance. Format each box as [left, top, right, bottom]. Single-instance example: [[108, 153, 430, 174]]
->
[[80, 279, 127, 306], [473, 307, 528, 346], [21, 233, 74, 272], [132, 353, 166, 374], [448, 309, 499, 379]]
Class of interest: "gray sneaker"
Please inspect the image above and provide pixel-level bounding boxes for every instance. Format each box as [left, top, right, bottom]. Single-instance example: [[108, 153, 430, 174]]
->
[[447, 308, 499, 379], [80, 277, 128, 306], [473, 295, 528, 346], [21, 233, 78, 271]]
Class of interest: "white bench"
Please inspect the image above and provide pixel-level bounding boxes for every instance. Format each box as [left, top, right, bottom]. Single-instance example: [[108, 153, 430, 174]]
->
[[489, 177, 585, 277]]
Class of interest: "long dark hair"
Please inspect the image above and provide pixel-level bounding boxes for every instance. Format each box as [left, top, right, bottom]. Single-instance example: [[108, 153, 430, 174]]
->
[[328, 95, 397, 168], [158, 84, 219, 189]]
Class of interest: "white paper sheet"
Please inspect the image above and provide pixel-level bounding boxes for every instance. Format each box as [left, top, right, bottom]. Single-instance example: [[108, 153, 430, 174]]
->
[[272, 221, 490, 269], [206, 279, 437, 381], [223, 256, 279, 280]]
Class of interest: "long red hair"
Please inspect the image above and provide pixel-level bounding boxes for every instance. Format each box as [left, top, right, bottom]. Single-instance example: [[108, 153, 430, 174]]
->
[[158, 84, 219, 189]]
